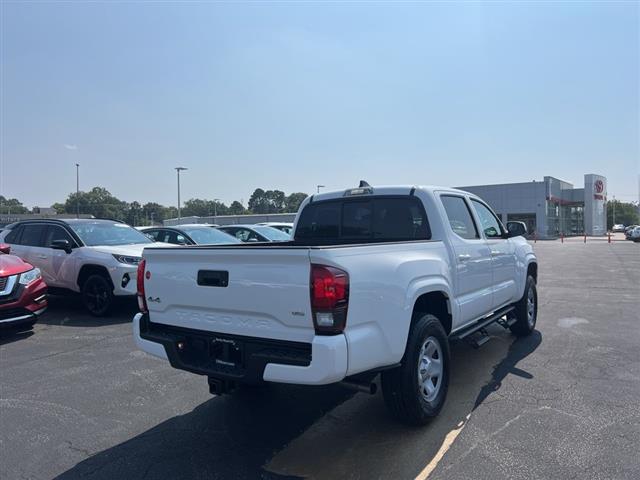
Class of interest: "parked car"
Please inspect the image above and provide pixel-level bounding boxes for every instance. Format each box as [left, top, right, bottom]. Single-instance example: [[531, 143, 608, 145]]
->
[[255, 222, 294, 235], [629, 226, 640, 242], [624, 225, 638, 240], [140, 225, 240, 246], [217, 224, 291, 242], [0, 243, 47, 330], [0, 219, 165, 316], [612, 224, 626, 233], [134, 183, 537, 425]]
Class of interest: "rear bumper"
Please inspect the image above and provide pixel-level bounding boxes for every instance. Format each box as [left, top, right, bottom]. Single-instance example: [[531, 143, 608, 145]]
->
[[133, 313, 348, 385]]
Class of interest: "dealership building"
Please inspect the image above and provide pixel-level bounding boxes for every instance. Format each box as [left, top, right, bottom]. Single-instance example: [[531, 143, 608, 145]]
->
[[457, 174, 607, 239]]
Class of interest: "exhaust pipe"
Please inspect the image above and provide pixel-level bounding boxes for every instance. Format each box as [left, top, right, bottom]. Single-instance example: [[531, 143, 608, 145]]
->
[[340, 379, 377, 395]]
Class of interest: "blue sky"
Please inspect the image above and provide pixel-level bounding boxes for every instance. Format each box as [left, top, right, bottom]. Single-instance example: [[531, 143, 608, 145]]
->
[[1, 1, 638, 208]]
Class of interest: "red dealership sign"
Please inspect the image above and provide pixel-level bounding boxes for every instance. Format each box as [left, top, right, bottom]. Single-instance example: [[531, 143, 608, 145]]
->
[[594, 179, 605, 200]]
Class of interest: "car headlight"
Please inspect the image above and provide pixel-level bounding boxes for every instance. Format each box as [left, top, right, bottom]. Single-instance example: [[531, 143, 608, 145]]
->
[[19, 268, 41, 285], [112, 254, 142, 265]]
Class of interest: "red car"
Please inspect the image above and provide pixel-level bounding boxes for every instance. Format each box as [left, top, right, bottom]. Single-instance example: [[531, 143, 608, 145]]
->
[[0, 243, 47, 331]]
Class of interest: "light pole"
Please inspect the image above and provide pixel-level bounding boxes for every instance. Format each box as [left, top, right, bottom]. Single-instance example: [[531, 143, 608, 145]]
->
[[175, 167, 188, 221], [213, 198, 220, 220], [612, 195, 616, 226], [317, 185, 325, 194], [75, 163, 80, 218]]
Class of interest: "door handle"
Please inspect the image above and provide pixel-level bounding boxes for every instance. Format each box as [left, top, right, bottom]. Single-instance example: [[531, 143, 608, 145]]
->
[[491, 250, 501, 256], [37, 254, 48, 259], [458, 254, 471, 262]]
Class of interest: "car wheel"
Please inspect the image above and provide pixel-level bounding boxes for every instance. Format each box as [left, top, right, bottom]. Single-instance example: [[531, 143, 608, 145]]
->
[[381, 314, 450, 425], [81, 274, 114, 317], [509, 275, 537, 337]]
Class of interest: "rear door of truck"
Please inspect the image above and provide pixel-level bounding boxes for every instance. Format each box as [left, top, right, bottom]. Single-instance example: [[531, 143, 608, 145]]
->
[[142, 245, 315, 343]]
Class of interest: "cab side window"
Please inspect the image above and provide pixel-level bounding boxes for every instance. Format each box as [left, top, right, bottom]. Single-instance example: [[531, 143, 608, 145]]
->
[[143, 229, 162, 241], [4, 225, 23, 244], [236, 228, 253, 242], [165, 231, 188, 245], [441, 196, 479, 240], [44, 225, 76, 247], [245, 229, 263, 242], [222, 227, 241, 240], [471, 200, 503, 238], [20, 224, 47, 246]]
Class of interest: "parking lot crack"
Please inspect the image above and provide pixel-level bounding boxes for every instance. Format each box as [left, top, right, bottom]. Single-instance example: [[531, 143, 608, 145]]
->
[[65, 440, 92, 458]]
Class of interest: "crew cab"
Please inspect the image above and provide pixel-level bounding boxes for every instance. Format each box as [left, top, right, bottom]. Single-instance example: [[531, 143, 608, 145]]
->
[[134, 184, 538, 424], [0, 219, 165, 316]]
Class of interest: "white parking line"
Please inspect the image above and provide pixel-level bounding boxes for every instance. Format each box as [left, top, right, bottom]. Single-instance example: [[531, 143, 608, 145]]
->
[[414, 413, 471, 480]]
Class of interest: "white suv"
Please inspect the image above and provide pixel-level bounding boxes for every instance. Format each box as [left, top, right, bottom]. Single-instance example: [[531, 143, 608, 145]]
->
[[0, 219, 164, 316]]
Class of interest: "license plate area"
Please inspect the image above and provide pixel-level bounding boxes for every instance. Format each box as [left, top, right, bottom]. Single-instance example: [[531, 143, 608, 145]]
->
[[210, 337, 243, 369]]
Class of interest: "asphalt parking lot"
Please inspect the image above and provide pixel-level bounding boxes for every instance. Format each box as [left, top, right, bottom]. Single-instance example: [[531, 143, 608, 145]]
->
[[1, 237, 639, 480]]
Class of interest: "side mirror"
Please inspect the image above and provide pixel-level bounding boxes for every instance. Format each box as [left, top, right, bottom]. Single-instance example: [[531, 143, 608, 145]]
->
[[0, 243, 10, 254], [51, 239, 73, 254], [247, 237, 260, 243], [506, 221, 527, 238]]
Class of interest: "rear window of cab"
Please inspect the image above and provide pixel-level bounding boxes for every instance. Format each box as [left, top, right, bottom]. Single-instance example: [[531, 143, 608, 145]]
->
[[295, 196, 431, 244]]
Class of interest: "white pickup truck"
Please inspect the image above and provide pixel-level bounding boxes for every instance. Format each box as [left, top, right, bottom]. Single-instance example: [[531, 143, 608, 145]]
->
[[134, 183, 537, 424]]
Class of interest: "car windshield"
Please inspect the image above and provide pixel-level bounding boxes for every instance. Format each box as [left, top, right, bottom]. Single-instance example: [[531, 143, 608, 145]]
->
[[70, 222, 153, 246], [253, 225, 291, 241], [182, 227, 240, 245]]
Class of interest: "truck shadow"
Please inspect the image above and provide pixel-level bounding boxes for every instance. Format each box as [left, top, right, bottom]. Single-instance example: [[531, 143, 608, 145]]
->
[[55, 329, 542, 480], [36, 295, 137, 327]]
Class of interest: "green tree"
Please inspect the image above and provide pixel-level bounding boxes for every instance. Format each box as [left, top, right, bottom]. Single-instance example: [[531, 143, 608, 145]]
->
[[63, 187, 127, 219], [285, 192, 308, 213], [211, 200, 229, 217], [265, 190, 286, 213], [248, 188, 268, 213], [607, 200, 640, 229], [142, 202, 167, 224], [182, 198, 230, 217], [228, 201, 246, 215], [182, 198, 210, 217], [0, 195, 29, 214], [51, 202, 66, 214], [124, 201, 144, 226], [164, 206, 178, 220]]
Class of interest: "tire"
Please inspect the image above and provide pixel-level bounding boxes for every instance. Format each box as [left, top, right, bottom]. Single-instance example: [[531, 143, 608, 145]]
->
[[509, 275, 537, 337], [81, 274, 114, 317], [381, 314, 450, 425]]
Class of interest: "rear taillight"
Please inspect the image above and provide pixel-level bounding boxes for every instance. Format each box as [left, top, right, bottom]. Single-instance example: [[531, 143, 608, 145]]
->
[[310, 264, 349, 335], [137, 258, 148, 313]]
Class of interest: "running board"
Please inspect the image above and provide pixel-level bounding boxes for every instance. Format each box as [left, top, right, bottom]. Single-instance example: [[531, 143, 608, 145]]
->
[[449, 306, 515, 344]]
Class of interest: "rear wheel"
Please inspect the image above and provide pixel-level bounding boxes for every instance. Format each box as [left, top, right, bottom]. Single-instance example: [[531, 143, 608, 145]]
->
[[509, 275, 537, 337], [81, 274, 114, 317], [381, 314, 450, 425]]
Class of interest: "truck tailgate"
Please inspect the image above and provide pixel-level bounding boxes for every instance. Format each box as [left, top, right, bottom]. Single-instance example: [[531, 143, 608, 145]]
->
[[142, 246, 315, 343]]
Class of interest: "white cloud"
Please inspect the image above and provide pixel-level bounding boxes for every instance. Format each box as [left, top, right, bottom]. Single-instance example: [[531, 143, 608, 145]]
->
[[63, 144, 78, 150]]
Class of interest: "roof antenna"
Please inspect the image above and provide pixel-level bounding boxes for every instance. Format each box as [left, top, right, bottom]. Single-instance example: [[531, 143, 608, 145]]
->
[[359, 180, 371, 188]]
